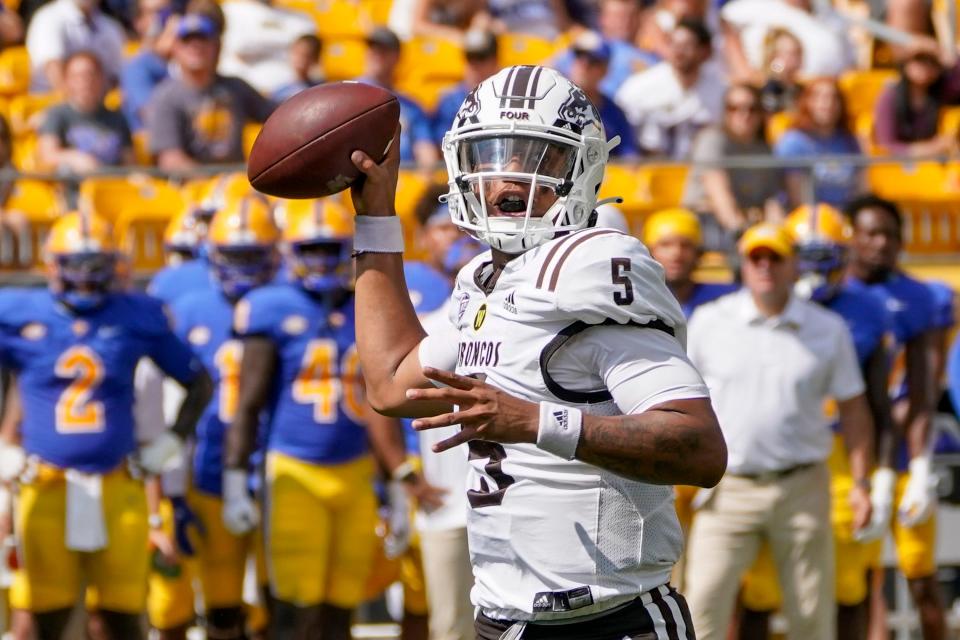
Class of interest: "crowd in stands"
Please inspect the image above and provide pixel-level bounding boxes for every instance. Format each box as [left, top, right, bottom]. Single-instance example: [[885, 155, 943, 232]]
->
[[0, 0, 952, 266]]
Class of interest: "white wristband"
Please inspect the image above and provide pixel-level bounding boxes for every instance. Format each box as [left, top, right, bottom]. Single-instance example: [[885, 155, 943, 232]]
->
[[537, 402, 583, 460], [354, 215, 404, 254]]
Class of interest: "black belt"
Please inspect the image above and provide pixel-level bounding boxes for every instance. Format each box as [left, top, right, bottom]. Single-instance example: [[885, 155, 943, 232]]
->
[[730, 462, 816, 483]]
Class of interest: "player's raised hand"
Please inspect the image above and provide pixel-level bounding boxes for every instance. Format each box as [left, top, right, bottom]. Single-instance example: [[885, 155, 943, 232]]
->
[[406, 368, 540, 452], [350, 123, 402, 217]]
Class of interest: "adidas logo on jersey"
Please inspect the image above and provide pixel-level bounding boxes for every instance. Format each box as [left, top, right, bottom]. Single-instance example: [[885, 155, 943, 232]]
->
[[553, 410, 568, 431], [503, 290, 517, 314]]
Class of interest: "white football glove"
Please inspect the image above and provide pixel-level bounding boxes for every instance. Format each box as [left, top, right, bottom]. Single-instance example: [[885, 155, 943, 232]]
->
[[384, 481, 411, 560], [854, 467, 895, 542], [137, 432, 184, 475], [898, 456, 938, 528], [222, 469, 259, 536], [0, 443, 25, 483]]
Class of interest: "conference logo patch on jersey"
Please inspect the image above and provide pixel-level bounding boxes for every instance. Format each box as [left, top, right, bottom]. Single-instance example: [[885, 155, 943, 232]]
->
[[233, 300, 251, 335], [282, 315, 308, 336], [188, 326, 211, 346], [473, 303, 487, 331], [71, 320, 89, 337], [20, 323, 46, 340], [328, 311, 345, 328]]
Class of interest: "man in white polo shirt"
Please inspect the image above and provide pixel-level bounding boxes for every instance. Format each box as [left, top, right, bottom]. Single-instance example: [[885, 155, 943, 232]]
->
[[683, 223, 875, 640]]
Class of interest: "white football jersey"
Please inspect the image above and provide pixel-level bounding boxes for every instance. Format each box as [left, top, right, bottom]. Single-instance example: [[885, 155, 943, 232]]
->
[[420, 227, 708, 622]]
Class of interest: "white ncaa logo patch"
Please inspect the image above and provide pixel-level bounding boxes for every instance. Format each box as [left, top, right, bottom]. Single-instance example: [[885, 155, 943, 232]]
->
[[282, 315, 308, 335]]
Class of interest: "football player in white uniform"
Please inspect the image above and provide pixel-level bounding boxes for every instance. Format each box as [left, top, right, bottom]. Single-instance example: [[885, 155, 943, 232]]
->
[[347, 65, 727, 639]]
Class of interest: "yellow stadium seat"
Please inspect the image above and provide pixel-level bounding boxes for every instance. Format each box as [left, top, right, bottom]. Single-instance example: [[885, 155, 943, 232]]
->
[[498, 34, 557, 68], [766, 111, 794, 145], [104, 88, 123, 112], [395, 36, 466, 110], [0, 47, 30, 96], [11, 133, 38, 171], [114, 204, 183, 273], [897, 199, 960, 255], [866, 161, 955, 201], [243, 122, 262, 159], [78, 176, 181, 223], [854, 111, 876, 154], [646, 164, 689, 210], [4, 179, 65, 269], [8, 93, 59, 137], [598, 163, 649, 213], [939, 106, 960, 139], [132, 131, 152, 165], [838, 69, 896, 119], [311, 0, 375, 38], [365, 0, 392, 25], [322, 37, 367, 82]]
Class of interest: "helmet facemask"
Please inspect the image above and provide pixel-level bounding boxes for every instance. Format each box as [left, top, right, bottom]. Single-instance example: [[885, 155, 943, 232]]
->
[[793, 241, 847, 302], [210, 245, 277, 300], [52, 251, 118, 312], [288, 239, 351, 294]]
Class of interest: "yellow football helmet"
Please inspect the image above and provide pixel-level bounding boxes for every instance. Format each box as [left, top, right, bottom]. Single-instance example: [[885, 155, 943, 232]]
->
[[207, 195, 280, 299], [279, 199, 353, 293], [45, 211, 119, 311], [164, 206, 206, 264], [643, 208, 702, 247], [784, 204, 850, 302], [196, 173, 255, 222]]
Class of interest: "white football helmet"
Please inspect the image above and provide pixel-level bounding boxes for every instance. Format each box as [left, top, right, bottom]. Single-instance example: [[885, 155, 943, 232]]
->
[[442, 65, 620, 254]]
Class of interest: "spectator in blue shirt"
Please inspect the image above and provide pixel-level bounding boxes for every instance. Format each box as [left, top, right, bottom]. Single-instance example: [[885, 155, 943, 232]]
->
[[272, 33, 323, 103], [120, 0, 178, 130], [361, 26, 439, 171], [774, 77, 864, 208], [431, 29, 499, 146], [565, 31, 638, 159], [552, 0, 658, 96]]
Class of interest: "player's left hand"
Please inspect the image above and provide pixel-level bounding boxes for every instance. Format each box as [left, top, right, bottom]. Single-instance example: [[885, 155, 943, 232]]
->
[[384, 481, 411, 559], [899, 456, 938, 527], [149, 527, 179, 565], [137, 432, 184, 475], [406, 368, 539, 452], [848, 484, 873, 536]]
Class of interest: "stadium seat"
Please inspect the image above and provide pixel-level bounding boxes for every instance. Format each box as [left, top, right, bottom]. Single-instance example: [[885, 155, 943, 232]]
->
[[497, 34, 557, 68], [0, 47, 30, 96], [897, 199, 960, 254], [8, 93, 58, 137], [4, 179, 65, 269], [11, 132, 37, 171], [838, 69, 896, 120], [396, 36, 465, 110], [310, 0, 375, 38], [645, 164, 689, 210], [78, 176, 181, 224], [866, 161, 953, 200], [766, 111, 794, 145], [322, 36, 367, 82], [104, 88, 123, 112], [243, 122, 262, 159], [114, 202, 183, 273], [132, 131, 152, 165]]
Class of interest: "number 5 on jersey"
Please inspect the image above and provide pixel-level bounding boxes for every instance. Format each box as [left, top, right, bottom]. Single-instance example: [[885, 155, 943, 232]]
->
[[292, 339, 365, 424]]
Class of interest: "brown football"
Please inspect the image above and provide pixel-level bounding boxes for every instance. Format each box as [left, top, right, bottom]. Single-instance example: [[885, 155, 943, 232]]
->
[[247, 82, 400, 199]]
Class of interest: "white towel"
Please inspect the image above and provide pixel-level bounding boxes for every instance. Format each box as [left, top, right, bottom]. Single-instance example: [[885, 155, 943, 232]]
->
[[65, 471, 108, 552]]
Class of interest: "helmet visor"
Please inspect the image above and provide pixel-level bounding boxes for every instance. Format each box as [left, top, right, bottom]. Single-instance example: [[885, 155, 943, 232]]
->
[[457, 136, 577, 180]]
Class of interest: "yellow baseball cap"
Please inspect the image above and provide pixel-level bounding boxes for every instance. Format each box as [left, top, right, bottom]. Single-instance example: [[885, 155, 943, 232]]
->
[[643, 208, 702, 246], [738, 222, 794, 258]]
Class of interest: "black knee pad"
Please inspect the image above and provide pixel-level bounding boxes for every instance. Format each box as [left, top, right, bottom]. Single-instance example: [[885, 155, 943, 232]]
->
[[206, 606, 246, 640]]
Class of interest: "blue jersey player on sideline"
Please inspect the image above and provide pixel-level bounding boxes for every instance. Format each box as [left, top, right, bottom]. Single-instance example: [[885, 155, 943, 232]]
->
[[736, 204, 895, 640], [221, 199, 380, 639], [844, 194, 947, 640], [642, 208, 738, 319], [148, 205, 213, 306], [167, 196, 279, 640], [0, 211, 211, 640]]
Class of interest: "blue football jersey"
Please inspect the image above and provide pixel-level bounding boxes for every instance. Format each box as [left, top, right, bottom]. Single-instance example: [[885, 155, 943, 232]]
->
[[233, 283, 367, 464], [926, 280, 955, 331], [680, 282, 739, 319], [148, 258, 211, 306], [0, 289, 200, 473], [170, 289, 242, 495], [824, 287, 890, 368], [845, 272, 936, 347]]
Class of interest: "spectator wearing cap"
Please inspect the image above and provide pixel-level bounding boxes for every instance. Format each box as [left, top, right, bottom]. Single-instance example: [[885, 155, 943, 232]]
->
[[644, 208, 738, 318], [874, 36, 960, 157], [551, 0, 659, 97], [360, 26, 438, 172], [407, 0, 487, 41], [218, 0, 315, 95], [615, 17, 725, 159], [38, 51, 134, 173], [120, 0, 178, 131], [272, 34, 323, 103], [147, 14, 274, 171], [564, 31, 638, 159], [684, 222, 874, 640], [486, 0, 570, 39], [25, 0, 126, 93], [431, 29, 499, 146]]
